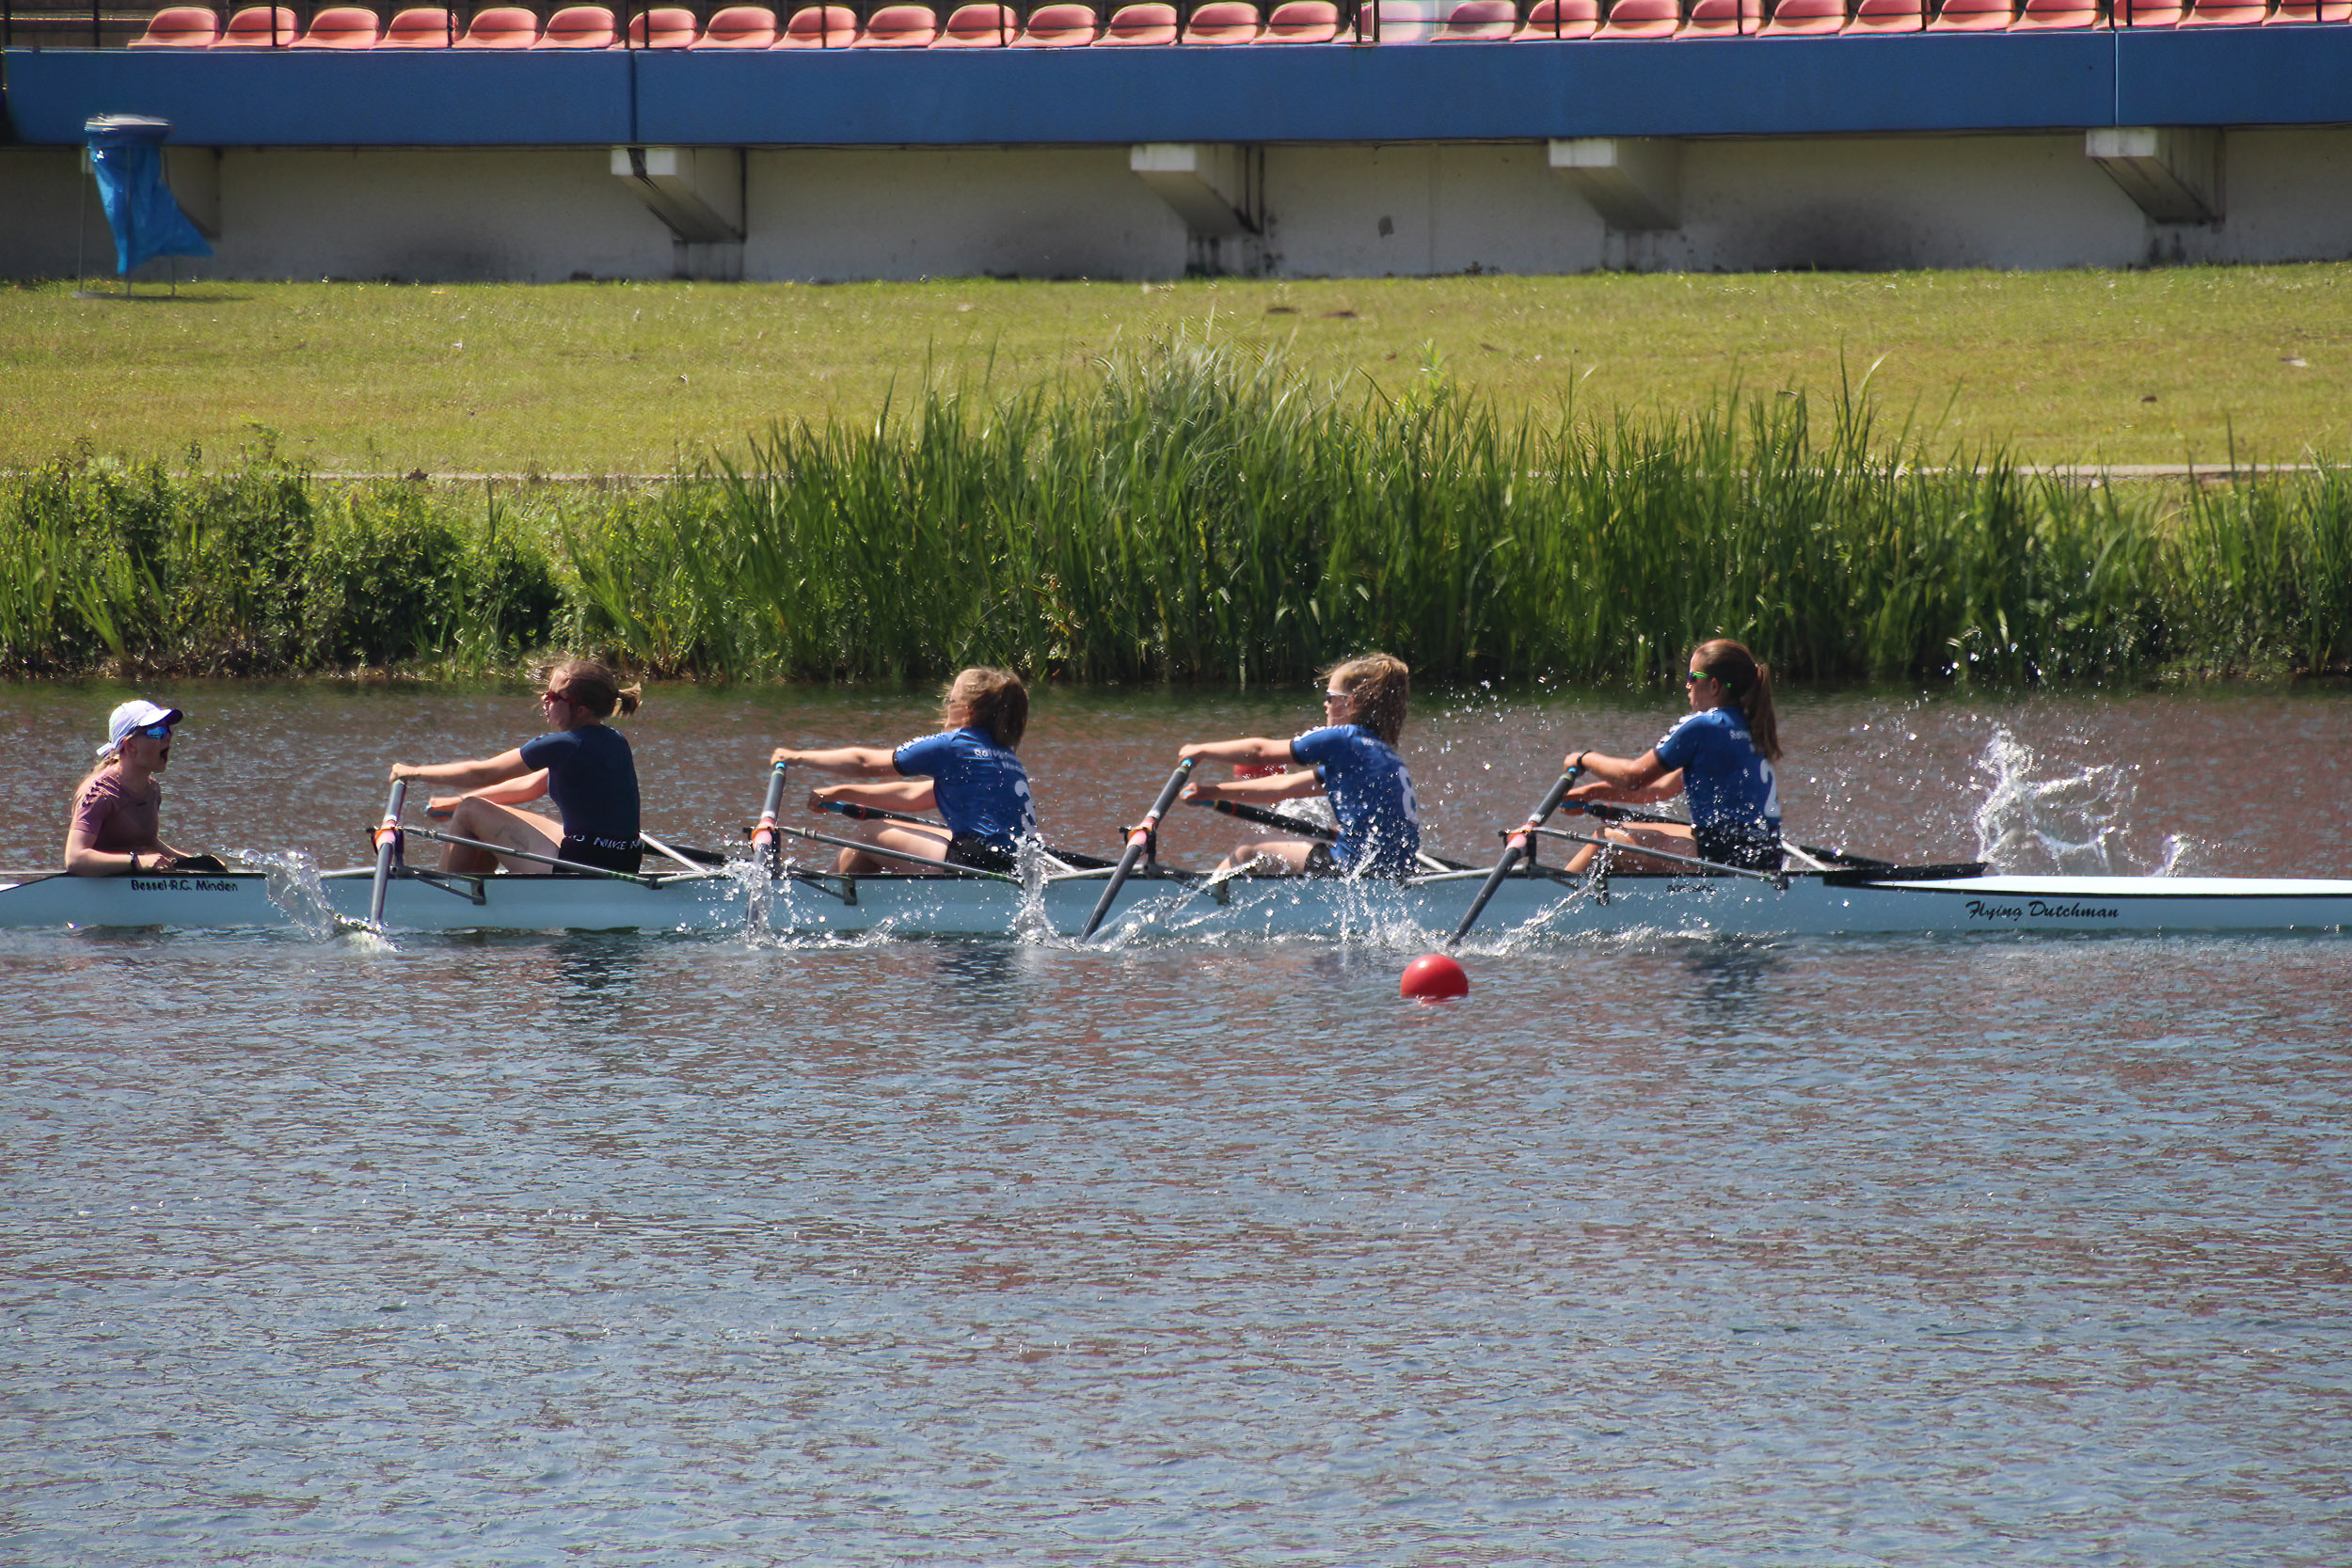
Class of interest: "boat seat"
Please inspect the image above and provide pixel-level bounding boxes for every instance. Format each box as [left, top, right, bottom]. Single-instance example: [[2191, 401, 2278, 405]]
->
[[212, 5, 298, 44], [628, 5, 702, 42], [1262, 0, 1343, 39], [1098, 1, 1179, 40], [1182, 0, 1263, 40], [534, 5, 620, 45], [131, 6, 223, 46], [1513, 0, 1600, 38], [691, 4, 781, 44], [453, 4, 540, 44], [1433, 0, 1520, 37], [851, 3, 941, 43]]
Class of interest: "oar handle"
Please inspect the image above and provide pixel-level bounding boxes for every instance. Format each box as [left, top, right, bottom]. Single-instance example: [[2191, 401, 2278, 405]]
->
[[751, 760, 787, 875], [818, 799, 943, 829], [1446, 768, 1579, 950], [368, 778, 408, 926], [1078, 757, 1195, 943]]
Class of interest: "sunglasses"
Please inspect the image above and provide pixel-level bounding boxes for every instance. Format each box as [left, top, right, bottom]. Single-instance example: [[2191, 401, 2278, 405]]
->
[[1685, 671, 1710, 686], [1323, 689, 1350, 703], [137, 722, 174, 738]]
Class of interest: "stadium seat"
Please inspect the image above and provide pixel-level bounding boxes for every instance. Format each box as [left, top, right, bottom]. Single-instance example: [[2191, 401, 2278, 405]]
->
[[1262, 0, 1343, 38], [213, 5, 298, 44], [1513, 0, 1600, 38], [292, 4, 383, 45], [2113, 0, 2181, 17], [1595, 0, 1682, 36], [1846, 0, 1920, 26], [1098, 1, 1180, 40], [691, 4, 780, 43], [628, 6, 703, 42], [132, 7, 223, 45], [2264, 0, 2349, 20], [774, 4, 857, 42], [1680, 0, 1757, 33], [1010, 0, 1097, 39], [1433, 0, 1519, 37], [453, 5, 540, 44], [1181, 1, 1263, 40], [934, 1, 1018, 40], [1925, 0, 2010, 26], [379, 6, 457, 43], [851, 3, 940, 42], [1759, 0, 1845, 26], [535, 5, 620, 45], [2178, 0, 2261, 18], [2008, 0, 2097, 26]]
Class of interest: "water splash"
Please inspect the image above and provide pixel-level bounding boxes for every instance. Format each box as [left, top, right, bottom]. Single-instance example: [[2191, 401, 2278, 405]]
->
[[1972, 728, 2169, 875], [235, 847, 392, 944]]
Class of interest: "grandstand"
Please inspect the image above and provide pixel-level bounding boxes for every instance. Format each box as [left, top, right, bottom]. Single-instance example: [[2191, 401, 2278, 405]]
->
[[3, 3, 2348, 279]]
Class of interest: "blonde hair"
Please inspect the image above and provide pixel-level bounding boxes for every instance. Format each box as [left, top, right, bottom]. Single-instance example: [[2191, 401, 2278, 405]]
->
[[1326, 653, 1410, 747], [545, 658, 641, 720], [1691, 638, 1780, 762], [943, 667, 1027, 751]]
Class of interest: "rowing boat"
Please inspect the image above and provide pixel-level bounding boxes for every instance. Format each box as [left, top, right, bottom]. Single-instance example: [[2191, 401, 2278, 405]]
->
[[3, 860, 2348, 938]]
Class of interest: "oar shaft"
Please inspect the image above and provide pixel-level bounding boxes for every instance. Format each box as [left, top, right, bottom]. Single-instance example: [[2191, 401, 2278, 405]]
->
[[1198, 796, 1336, 842], [818, 799, 946, 830], [368, 779, 407, 925], [1079, 757, 1195, 943], [772, 821, 1020, 884], [1447, 769, 1577, 949], [751, 761, 788, 876]]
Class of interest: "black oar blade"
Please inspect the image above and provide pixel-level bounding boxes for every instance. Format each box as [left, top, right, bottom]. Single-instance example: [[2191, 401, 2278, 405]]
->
[[1446, 769, 1578, 949], [1079, 758, 1196, 943]]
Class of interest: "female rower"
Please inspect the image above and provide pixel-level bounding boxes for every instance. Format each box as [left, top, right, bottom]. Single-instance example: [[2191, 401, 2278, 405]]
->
[[66, 699, 220, 876], [1561, 637, 1783, 875], [771, 666, 1037, 875], [1177, 653, 1422, 878], [389, 658, 644, 876]]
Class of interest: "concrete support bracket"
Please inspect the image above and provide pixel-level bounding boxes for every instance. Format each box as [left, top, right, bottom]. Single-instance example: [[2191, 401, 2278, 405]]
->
[[611, 145, 745, 244], [2086, 127, 2222, 226], [1549, 137, 1681, 232], [1130, 143, 1261, 239]]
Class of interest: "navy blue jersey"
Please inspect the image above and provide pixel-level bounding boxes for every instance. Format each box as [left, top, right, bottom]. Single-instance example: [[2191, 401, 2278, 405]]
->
[[1290, 724, 1422, 876], [518, 723, 641, 848], [895, 727, 1037, 849], [1653, 706, 1780, 842]]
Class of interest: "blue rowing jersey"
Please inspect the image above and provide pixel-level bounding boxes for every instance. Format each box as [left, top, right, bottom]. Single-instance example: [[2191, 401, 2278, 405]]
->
[[894, 727, 1037, 849], [1653, 706, 1780, 839], [518, 722, 641, 847], [1290, 724, 1422, 876]]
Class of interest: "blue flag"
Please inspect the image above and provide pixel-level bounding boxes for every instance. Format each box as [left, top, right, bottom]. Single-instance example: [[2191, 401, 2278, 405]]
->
[[85, 116, 213, 277]]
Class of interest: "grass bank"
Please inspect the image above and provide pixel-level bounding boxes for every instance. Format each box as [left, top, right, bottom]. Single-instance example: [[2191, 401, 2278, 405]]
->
[[5, 266, 2348, 472], [6, 342, 2347, 687]]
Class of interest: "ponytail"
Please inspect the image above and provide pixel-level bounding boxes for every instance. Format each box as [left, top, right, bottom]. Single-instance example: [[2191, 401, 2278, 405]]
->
[[546, 658, 641, 720], [1691, 638, 1780, 762]]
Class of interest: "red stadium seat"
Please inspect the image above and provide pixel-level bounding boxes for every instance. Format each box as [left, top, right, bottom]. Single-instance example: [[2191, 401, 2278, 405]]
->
[[1925, 0, 2010, 26], [1098, 1, 1180, 40], [2179, 0, 2264, 19], [628, 6, 702, 42], [214, 5, 297, 44], [2113, 0, 2180, 17], [1011, 0, 1098, 39], [851, 3, 940, 42], [1847, 0, 1921, 26], [934, 1, 1017, 40], [1262, 0, 1343, 38], [535, 5, 619, 45], [1434, 0, 1520, 36], [773, 4, 857, 42], [1680, 0, 1758, 33], [453, 4, 539, 44], [379, 6, 457, 43], [691, 4, 780, 43], [1596, 0, 1682, 36], [132, 7, 223, 45], [2009, 0, 2096, 25], [1760, 0, 1846, 28], [1182, 1, 1263, 40], [293, 4, 383, 45], [1513, 0, 1600, 37], [2265, 0, 2349, 20]]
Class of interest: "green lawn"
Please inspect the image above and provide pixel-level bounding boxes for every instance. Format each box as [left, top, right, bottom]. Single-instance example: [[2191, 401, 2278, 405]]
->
[[6, 266, 2347, 473]]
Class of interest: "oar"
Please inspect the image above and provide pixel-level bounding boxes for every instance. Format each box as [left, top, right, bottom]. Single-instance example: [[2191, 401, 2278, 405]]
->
[[750, 760, 787, 876], [1192, 795, 1473, 873], [368, 778, 407, 926], [1447, 768, 1579, 949], [817, 799, 946, 830], [1570, 800, 1891, 870], [1079, 757, 1194, 943]]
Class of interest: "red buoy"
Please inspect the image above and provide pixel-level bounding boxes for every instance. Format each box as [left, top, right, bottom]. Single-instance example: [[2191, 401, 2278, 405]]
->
[[1400, 953, 1470, 1001]]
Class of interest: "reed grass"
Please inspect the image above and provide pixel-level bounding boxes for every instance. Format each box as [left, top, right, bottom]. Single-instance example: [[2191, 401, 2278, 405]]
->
[[6, 341, 2349, 686]]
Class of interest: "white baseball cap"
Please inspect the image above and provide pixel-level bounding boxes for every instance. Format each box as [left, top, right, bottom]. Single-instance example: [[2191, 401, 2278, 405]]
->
[[100, 699, 183, 758]]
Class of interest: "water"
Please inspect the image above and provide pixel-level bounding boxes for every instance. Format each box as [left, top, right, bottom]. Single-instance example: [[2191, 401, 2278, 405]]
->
[[5, 680, 2350, 1564]]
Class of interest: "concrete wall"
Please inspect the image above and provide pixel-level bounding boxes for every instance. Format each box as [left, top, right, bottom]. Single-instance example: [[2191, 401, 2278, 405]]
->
[[6, 129, 2351, 283]]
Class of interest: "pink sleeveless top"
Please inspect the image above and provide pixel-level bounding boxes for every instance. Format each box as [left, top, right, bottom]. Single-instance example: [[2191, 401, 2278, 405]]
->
[[71, 770, 163, 853]]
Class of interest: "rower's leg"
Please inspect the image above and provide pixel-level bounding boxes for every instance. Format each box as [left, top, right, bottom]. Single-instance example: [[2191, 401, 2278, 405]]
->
[[442, 798, 564, 875], [1564, 822, 1698, 876], [836, 821, 954, 875], [1214, 839, 1319, 876]]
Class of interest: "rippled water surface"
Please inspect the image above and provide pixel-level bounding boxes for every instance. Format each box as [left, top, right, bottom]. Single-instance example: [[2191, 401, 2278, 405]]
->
[[5, 682, 2349, 1564]]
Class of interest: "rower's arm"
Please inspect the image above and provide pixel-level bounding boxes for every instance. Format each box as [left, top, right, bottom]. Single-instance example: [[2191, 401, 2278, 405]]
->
[[814, 779, 936, 812], [391, 748, 532, 792], [1565, 749, 1683, 803], [771, 745, 900, 778], [1177, 736, 1295, 767], [431, 769, 548, 816], [1184, 769, 1322, 805]]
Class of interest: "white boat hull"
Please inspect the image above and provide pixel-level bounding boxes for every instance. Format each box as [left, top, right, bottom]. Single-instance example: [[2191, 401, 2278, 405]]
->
[[2, 865, 2350, 939]]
